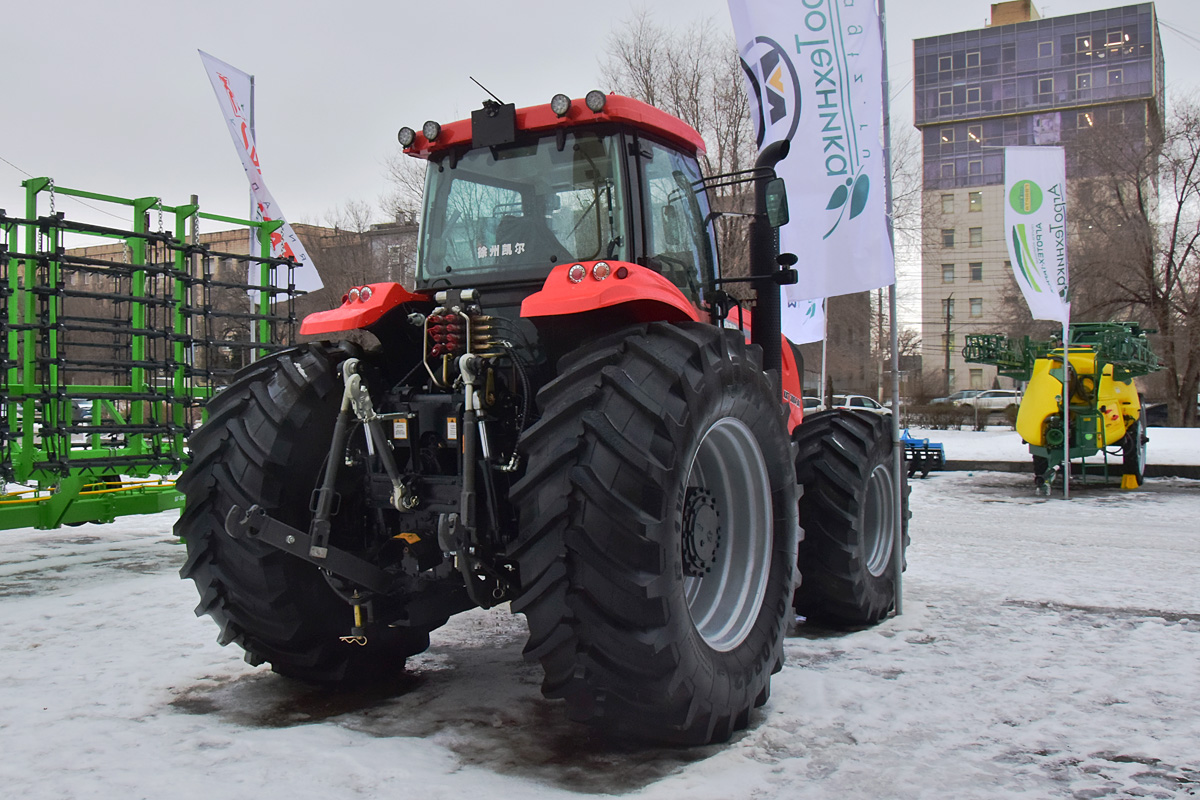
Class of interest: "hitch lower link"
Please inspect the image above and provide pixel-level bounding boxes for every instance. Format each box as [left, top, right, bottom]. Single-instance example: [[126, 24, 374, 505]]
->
[[223, 358, 408, 596]]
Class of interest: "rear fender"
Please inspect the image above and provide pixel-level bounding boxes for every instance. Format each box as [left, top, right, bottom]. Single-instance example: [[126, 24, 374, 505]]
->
[[300, 282, 431, 336], [720, 307, 805, 432], [520, 261, 701, 324]]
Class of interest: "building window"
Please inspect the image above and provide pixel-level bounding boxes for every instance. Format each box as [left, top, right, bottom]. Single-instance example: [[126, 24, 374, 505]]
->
[[967, 125, 983, 143], [970, 262, 983, 281], [942, 229, 955, 247], [970, 368, 984, 390], [1038, 41, 1053, 57], [1110, 107, 1125, 124], [941, 128, 955, 143], [968, 160, 982, 176], [939, 90, 952, 106], [947, 367, 956, 387], [942, 298, 955, 320], [942, 264, 955, 283], [941, 193, 955, 213], [941, 162, 956, 180], [969, 227, 982, 247], [1077, 35, 1093, 53], [966, 51, 980, 68], [1078, 111, 1095, 128], [970, 297, 983, 317], [1106, 30, 1124, 46], [968, 191, 982, 212], [1076, 72, 1092, 90], [1108, 68, 1123, 85], [1039, 77, 1054, 95], [967, 86, 981, 103], [939, 55, 952, 72]]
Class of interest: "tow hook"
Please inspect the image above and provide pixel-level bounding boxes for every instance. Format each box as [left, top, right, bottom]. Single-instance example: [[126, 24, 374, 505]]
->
[[339, 591, 369, 646]]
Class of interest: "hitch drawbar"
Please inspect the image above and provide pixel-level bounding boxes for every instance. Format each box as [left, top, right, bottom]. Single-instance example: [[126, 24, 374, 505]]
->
[[223, 504, 392, 594]]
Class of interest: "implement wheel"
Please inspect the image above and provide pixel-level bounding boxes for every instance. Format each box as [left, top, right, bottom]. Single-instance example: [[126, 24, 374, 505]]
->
[[793, 409, 910, 627], [1122, 416, 1147, 486], [177, 344, 434, 682], [509, 323, 798, 745]]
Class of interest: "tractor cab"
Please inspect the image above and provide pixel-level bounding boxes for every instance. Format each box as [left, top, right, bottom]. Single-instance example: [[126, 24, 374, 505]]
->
[[402, 93, 717, 309]]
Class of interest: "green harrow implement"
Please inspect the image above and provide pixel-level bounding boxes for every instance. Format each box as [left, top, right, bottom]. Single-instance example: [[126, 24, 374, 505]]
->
[[0, 178, 299, 529]]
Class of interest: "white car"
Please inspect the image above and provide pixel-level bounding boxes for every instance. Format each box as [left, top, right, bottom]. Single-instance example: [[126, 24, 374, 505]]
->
[[831, 394, 891, 415], [960, 389, 1021, 411]]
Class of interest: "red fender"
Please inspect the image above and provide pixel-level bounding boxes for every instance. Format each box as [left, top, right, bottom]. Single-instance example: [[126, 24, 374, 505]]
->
[[520, 261, 701, 324], [722, 307, 806, 432], [300, 282, 430, 336]]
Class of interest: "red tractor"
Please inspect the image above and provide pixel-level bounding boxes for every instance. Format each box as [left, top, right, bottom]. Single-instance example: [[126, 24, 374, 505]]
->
[[177, 92, 909, 745]]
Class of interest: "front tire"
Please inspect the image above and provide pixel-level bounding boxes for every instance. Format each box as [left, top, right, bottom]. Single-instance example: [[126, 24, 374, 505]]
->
[[793, 410, 910, 627], [509, 323, 798, 745], [177, 344, 434, 683]]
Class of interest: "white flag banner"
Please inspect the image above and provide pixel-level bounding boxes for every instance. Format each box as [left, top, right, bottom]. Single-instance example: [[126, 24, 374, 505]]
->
[[198, 50, 322, 292], [728, 0, 894, 327], [784, 298, 825, 345], [1003, 146, 1070, 326]]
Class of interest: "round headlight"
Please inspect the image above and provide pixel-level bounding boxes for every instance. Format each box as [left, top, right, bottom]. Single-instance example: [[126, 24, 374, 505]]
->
[[567, 264, 587, 283], [359, 285, 373, 302], [397, 127, 416, 147], [422, 120, 441, 142], [592, 262, 611, 281], [550, 93, 572, 117], [348, 288, 361, 303], [585, 90, 607, 113]]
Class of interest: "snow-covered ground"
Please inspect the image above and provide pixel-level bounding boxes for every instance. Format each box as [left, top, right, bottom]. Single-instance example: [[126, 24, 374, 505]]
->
[[1, 471, 1198, 798], [906, 426, 1200, 465]]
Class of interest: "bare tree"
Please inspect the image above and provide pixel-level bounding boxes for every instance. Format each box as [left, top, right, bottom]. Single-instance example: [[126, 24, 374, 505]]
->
[[1070, 97, 1200, 426], [382, 153, 425, 225], [600, 9, 757, 280]]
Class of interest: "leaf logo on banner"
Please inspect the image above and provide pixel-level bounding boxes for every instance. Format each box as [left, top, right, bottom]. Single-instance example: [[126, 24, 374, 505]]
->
[[1011, 224, 1043, 293], [823, 172, 871, 239]]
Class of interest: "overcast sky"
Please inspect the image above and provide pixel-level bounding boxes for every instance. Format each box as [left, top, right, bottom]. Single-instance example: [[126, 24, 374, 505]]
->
[[4, 0, 1198, 236]]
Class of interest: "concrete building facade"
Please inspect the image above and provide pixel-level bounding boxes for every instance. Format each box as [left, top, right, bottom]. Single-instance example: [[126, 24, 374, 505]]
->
[[913, 1, 1164, 396]]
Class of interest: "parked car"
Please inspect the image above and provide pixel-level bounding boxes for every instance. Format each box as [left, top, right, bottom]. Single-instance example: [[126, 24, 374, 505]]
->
[[930, 389, 983, 405], [832, 394, 891, 415], [960, 389, 1021, 412], [802, 396, 823, 412]]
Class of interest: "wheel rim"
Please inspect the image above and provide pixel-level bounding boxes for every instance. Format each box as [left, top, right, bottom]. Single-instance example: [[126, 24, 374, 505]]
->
[[862, 463, 896, 578], [682, 417, 772, 652]]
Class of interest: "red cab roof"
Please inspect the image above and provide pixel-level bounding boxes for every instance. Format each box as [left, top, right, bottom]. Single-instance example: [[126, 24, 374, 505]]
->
[[403, 94, 706, 158]]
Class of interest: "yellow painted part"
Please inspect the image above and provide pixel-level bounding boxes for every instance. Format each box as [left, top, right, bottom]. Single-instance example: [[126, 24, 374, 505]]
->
[[394, 532, 421, 544], [1121, 474, 1140, 490], [1015, 348, 1140, 447]]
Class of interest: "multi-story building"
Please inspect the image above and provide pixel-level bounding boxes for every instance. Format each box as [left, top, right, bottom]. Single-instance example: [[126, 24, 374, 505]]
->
[[912, 0, 1163, 395]]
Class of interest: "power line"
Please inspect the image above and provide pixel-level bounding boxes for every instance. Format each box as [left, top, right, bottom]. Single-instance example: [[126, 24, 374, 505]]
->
[[1159, 19, 1200, 55], [0, 153, 128, 221]]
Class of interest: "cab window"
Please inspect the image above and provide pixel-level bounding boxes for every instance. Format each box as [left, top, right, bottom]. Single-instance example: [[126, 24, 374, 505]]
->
[[638, 139, 716, 304]]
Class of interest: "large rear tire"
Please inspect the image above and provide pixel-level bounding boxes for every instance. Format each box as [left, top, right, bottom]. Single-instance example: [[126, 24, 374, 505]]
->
[[177, 344, 434, 683], [509, 323, 798, 745], [793, 409, 910, 627]]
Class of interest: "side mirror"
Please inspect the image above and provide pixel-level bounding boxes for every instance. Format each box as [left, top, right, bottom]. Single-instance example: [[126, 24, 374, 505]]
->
[[765, 178, 789, 228]]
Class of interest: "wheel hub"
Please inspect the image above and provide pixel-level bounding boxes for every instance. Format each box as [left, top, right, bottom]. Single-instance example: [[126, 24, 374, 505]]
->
[[681, 487, 721, 577]]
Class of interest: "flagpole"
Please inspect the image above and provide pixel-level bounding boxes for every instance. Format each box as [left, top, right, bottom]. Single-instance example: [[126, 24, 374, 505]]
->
[[878, 0, 903, 615], [820, 305, 828, 407]]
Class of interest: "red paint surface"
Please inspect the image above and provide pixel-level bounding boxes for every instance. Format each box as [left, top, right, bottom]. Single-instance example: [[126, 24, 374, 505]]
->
[[299, 283, 430, 335], [404, 95, 706, 158]]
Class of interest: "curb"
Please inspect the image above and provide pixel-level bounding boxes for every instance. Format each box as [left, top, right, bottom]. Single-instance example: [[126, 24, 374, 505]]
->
[[943, 460, 1200, 479]]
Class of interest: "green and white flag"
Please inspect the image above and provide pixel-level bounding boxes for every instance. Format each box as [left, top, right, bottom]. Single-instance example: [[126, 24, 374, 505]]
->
[[728, 0, 894, 344], [1004, 146, 1069, 326]]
